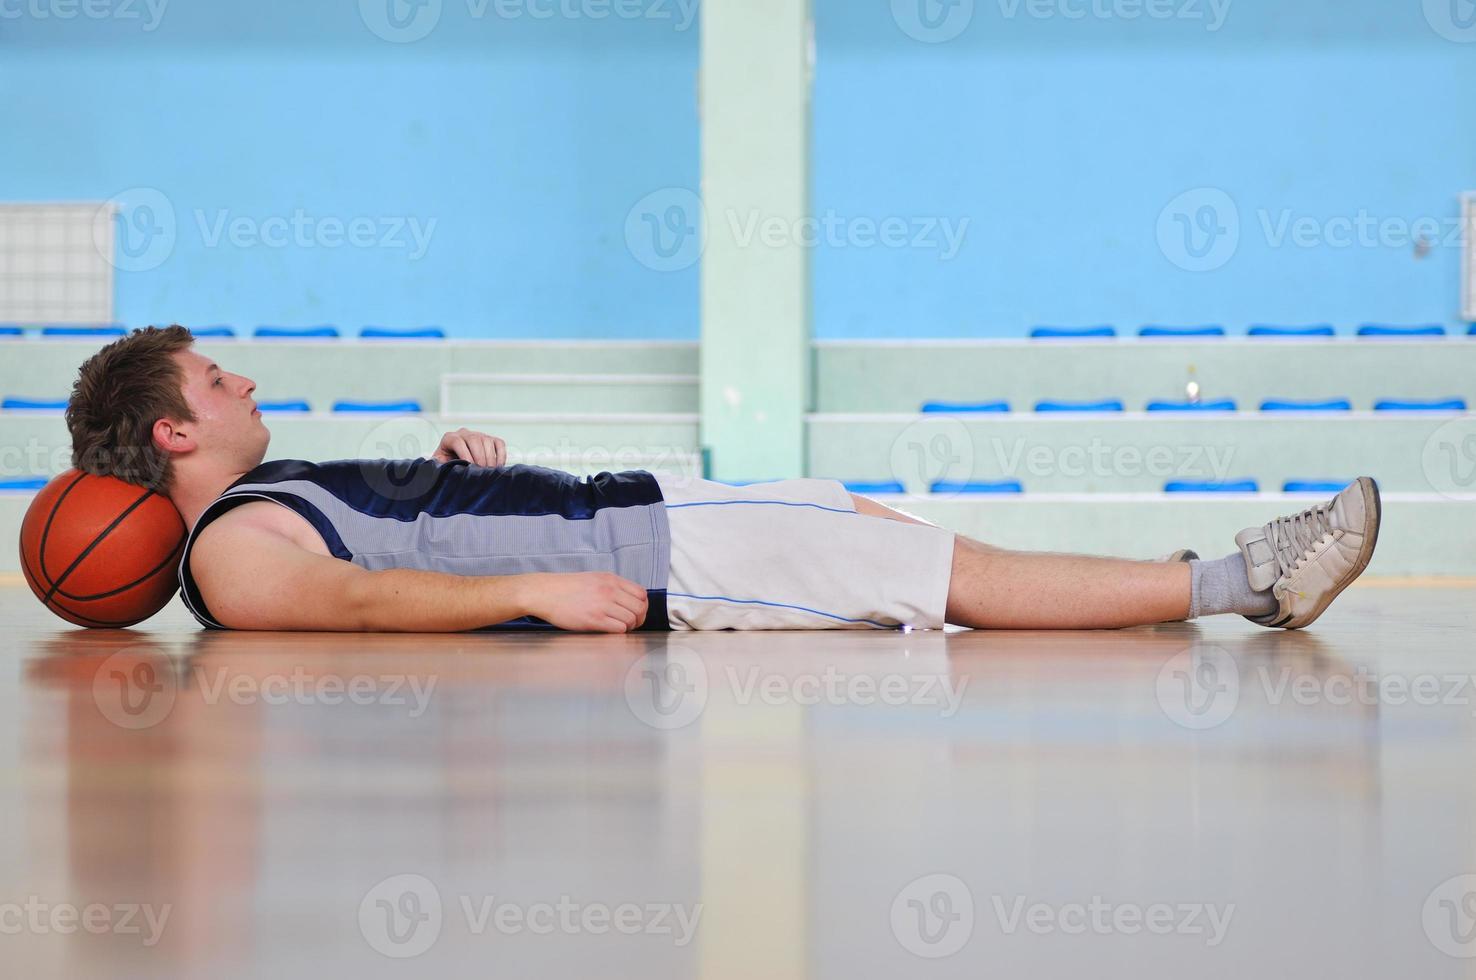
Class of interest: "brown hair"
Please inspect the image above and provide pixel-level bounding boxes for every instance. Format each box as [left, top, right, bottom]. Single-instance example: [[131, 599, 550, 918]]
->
[[67, 325, 197, 491]]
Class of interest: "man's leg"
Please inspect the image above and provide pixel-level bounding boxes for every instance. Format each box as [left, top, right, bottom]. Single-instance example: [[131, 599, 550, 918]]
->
[[858, 477, 1381, 631], [945, 538, 1191, 629], [851, 493, 1188, 627], [848, 493, 939, 528]]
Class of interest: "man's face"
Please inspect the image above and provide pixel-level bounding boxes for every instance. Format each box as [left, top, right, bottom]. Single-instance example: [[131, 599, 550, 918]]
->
[[170, 348, 270, 468]]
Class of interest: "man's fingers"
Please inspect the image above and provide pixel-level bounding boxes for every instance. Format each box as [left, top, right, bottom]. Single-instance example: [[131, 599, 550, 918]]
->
[[610, 592, 645, 621], [614, 576, 648, 602], [492, 437, 507, 467]]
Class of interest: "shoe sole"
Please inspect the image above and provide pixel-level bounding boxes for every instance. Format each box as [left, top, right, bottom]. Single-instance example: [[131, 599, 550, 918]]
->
[[1276, 476, 1382, 629]]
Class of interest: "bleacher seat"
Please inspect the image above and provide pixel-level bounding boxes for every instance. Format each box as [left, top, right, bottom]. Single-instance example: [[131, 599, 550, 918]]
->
[[2, 397, 68, 411], [1146, 399, 1238, 412], [1165, 480, 1260, 493], [1031, 326, 1116, 339], [931, 480, 1024, 495], [1034, 399, 1124, 413], [1468, 324, 1476, 336], [361, 326, 446, 339], [1374, 398, 1467, 412], [1358, 325, 1445, 337], [0, 477, 48, 492], [41, 325, 126, 337], [1139, 326, 1226, 338], [331, 399, 423, 413], [191, 326, 236, 338], [921, 400, 1010, 414], [0, 325, 23, 337], [1259, 398, 1353, 412], [843, 481, 905, 495], [1248, 325, 1335, 337], [257, 400, 312, 413], [1284, 480, 1352, 494], [254, 326, 340, 339]]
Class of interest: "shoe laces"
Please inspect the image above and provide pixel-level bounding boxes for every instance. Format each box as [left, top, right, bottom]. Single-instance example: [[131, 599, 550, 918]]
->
[[1266, 502, 1335, 573]]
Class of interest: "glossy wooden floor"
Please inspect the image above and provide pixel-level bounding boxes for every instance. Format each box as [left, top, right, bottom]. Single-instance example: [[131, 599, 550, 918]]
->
[[2, 583, 1474, 979]]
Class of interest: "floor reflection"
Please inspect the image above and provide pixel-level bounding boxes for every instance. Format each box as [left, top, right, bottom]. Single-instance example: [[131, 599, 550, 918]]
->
[[7, 589, 1474, 979]]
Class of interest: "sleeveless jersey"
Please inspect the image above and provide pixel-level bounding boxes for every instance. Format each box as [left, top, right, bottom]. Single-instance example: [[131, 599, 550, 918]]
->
[[177, 458, 671, 630]]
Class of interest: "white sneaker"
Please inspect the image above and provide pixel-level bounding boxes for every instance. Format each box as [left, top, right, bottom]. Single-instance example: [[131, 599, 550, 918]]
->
[[1235, 477, 1381, 629]]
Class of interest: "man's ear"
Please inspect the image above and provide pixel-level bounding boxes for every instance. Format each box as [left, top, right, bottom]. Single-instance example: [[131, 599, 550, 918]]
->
[[152, 417, 197, 457]]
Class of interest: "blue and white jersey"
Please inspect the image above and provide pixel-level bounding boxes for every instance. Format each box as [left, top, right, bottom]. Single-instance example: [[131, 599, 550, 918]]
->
[[178, 458, 672, 630]]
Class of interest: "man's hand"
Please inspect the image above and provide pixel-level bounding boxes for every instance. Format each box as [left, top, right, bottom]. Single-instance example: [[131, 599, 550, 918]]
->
[[432, 428, 508, 468], [521, 573, 650, 633]]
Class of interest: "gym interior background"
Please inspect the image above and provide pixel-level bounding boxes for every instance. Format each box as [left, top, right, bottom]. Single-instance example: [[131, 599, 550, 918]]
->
[[2, 1, 1475, 977]]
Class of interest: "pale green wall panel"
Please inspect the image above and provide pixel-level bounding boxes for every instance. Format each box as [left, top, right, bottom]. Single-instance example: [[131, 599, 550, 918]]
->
[[699, 0, 813, 480]]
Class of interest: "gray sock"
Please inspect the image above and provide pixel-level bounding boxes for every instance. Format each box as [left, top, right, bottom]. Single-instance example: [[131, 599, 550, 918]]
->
[[1189, 553, 1278, 619]]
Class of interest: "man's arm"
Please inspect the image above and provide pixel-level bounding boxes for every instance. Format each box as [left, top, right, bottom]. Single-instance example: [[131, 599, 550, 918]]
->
[[190, 521, 649, 633]]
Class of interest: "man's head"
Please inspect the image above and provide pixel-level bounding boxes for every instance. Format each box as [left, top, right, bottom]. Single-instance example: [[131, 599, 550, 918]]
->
[[68, 325, 270, 493]]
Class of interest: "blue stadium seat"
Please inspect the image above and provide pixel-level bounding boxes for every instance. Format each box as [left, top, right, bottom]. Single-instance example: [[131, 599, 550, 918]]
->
[[1259, 398, 1353, 412], [254, 325, 340, 339], [1165, 480, 1260, 493], [1248, 324, 1335, 337], [257, 400, 312, 413], [931, 479, 1024, 495], [1030, 326, 1116, 339], [190, 326, 236, 338], [332, 399, 423, 413], [1283, 480, 1352, 494], [921, 400, 1010, 414], [1034, 399, 1125, 413], [1374, 398, 1467, 412], [41, 325, 126, 337], [1146, 399, 1237, 412], [2, 397, 68, 411], [360, 326, 446, 339], [1139, 325, 1226, 338], [1468, 324, 1476, 336], [1357, 324, 1445, 337], [843, 481, 906, 495], [0, 325, 23, 337], [0, 477, 47, 492]]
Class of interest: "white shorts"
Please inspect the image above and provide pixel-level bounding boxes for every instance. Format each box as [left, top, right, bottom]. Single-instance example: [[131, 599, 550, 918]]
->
[[654, 475, 956, 631]]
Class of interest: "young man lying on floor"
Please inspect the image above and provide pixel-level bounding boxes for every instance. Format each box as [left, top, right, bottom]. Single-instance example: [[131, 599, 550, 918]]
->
[[64, 327, 1380, 633]]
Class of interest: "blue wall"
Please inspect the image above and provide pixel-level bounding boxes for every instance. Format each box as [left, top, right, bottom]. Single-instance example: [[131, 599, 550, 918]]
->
[[813, 0, 1476, 337], [0, 3, 700, 338], [3, 0, 1473, 338]]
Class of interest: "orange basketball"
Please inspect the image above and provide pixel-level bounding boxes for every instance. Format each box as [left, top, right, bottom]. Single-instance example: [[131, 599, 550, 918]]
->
[[18, 470, 187, 628]]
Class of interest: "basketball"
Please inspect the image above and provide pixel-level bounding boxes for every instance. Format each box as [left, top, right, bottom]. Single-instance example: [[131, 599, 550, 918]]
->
[[18, 469, 187, 628]]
